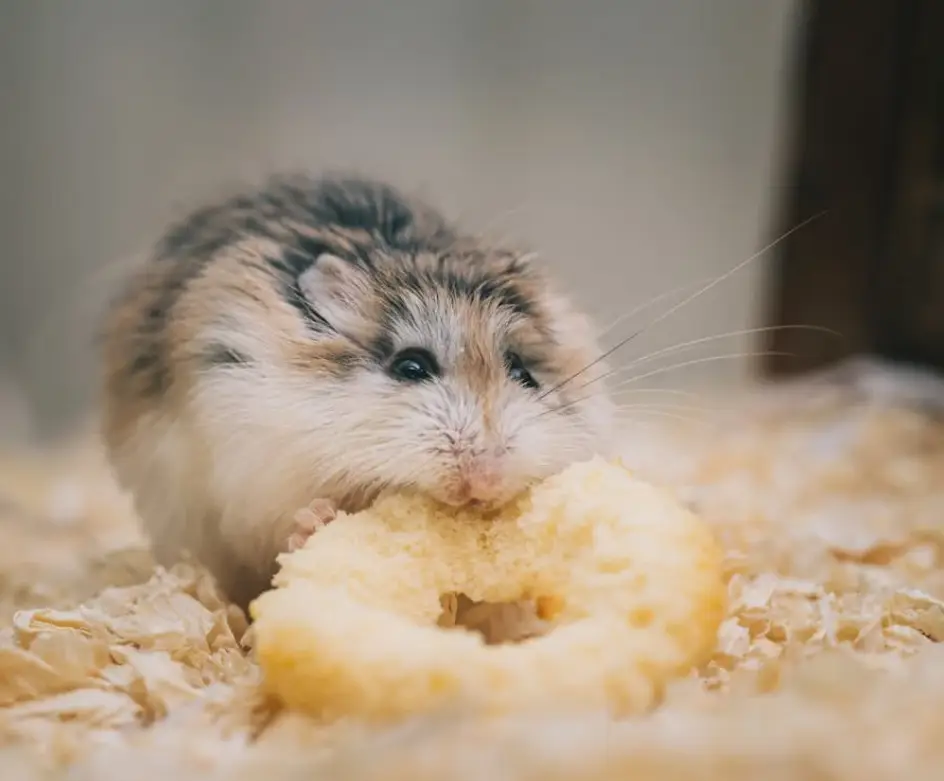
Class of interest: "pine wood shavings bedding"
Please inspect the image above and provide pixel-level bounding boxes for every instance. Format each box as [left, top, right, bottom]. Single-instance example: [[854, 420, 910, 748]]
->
[[3, 362, 944, 779], [0, 438, 153, 623]]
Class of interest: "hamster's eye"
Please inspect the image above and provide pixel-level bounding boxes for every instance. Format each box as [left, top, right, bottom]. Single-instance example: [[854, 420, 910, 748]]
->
[[506, 352, 540, 391], [389, 348, 440, 383]]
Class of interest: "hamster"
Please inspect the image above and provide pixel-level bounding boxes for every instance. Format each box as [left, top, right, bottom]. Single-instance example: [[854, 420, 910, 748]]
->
[[100, 174, 616, 610]]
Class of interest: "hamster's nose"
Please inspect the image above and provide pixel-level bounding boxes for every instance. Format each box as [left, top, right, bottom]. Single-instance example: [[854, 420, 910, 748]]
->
[[464, 460, 503, 502], [446, 455, 505, 507]]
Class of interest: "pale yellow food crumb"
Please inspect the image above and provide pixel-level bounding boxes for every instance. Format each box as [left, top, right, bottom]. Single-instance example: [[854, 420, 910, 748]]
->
[[250, 457, 727, 722]]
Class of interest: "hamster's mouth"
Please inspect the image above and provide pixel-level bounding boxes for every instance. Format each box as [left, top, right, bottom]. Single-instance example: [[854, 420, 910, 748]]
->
[[429, 484, 532, 519], [433, 489, 512, 515]]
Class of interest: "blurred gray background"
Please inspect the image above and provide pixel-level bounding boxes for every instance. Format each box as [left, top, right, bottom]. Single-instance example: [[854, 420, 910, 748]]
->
[[0, 0, 799, 442]]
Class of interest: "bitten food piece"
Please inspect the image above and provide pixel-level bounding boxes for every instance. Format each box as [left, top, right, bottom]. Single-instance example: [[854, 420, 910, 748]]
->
[[250, 457, 726, 723]]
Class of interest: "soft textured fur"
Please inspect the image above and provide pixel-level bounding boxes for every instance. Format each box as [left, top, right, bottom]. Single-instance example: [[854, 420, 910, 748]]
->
[[101, 174, 615, 608]]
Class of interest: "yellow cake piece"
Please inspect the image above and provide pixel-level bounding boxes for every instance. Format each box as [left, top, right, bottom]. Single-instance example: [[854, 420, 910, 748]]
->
[[250, 457, 726, 723]]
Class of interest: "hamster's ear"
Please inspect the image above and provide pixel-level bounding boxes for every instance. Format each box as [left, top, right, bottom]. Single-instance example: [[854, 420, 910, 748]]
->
[[297, 253, 373, 335]]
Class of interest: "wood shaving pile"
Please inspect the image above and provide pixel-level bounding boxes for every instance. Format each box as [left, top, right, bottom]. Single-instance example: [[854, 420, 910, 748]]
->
[[3, 359, 944, 780]]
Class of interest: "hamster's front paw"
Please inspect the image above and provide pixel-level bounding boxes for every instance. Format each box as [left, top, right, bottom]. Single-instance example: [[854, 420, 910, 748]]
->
[[286, 498, 337, 552]]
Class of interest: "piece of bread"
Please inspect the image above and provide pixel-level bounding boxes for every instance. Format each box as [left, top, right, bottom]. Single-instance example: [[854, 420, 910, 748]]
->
[[250, 457, 726, 722]]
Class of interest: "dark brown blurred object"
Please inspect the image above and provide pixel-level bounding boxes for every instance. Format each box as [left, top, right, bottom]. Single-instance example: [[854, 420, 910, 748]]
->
[[765, 0, 944, 377]]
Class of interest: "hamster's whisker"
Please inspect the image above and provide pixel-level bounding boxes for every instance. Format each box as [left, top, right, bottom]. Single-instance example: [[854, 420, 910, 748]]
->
[[616, 409, 703, 424], [615, 415, 702, 431], [594, 280, 710, 344], [612, 401, 717, 415], [612, 418, 672, 435], [571, 324, 834, 396], [591, 387, 705, 401], [537, 350, 791, 420], [605, 350, 792, 391], [537, 213, 824, 401]]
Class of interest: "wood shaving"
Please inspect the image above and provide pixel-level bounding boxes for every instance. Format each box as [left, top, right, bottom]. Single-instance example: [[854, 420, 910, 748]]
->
[[4, 361, 944, 779]]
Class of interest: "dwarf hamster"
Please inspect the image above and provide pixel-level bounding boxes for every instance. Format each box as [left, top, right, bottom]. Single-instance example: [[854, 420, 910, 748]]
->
[[100, 174, 616, 609]]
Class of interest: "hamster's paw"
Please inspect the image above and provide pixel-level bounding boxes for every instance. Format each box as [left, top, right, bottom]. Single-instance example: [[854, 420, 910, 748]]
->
[[286, 498, 337, 553]]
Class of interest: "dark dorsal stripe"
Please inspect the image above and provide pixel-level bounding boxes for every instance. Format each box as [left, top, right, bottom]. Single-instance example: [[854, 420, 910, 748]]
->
[[121, 174, 538, 395]]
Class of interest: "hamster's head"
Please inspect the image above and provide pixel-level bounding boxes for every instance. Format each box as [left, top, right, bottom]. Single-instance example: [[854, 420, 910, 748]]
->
[[103, 177, 616, 516], [201, 245, 615, 510]]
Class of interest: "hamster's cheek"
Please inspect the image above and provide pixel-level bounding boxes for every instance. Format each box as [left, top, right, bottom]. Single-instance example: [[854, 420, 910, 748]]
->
[[507, 395, 603, 468]]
